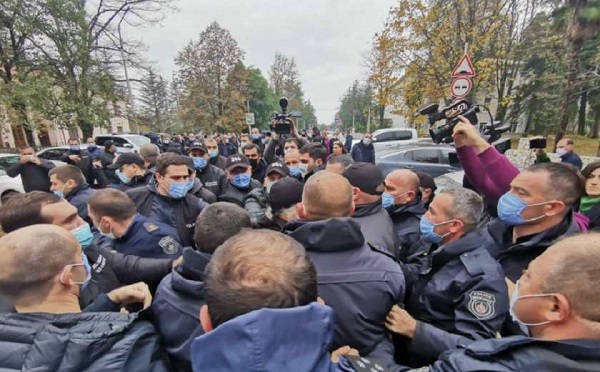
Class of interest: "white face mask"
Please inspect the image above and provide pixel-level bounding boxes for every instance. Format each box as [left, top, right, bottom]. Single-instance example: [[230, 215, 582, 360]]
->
[[297, 163, 308, 175], [556, 148, 567, 157], [509, 280, 556, 334]]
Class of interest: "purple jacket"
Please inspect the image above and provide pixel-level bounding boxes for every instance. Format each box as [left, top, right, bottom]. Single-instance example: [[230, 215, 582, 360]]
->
[[457, 145, 589, 231]]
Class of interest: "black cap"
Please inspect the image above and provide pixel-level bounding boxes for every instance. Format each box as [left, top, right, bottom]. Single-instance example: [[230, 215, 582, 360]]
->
[[342, 162, 385, 195], [189, 142, 207, 153], [266, 162, 290, 177], [226, 154, 251, 172], [107, 153, 145, 169], [269, 177, 304, 212], [415, 171, 437, 191]]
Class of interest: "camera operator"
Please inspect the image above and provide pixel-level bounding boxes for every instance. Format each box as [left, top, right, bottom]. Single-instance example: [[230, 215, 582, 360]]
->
[[264, 118, 309, 163]]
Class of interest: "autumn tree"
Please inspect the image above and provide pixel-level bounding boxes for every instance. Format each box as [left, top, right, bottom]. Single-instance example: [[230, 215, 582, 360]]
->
[[269, 52, 304, 111], [137, 68, 172, 132], [247, 67, 278, 129]]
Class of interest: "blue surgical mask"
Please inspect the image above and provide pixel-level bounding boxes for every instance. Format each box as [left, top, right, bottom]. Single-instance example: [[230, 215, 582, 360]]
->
[[70, 145, 81, 152], [71, 223, 94, 248], [115, 169, 131, 184], [87, 144, 97, 151], [185, 178, 195, 192], [251, 133, 261, 140], [381, 191, 408, 209], [232, 173, 251, 189], [193, 157, 207, 170], [209, 150, 218, 158], [53, 190, 65, 198], [497, 192, 550, 226], [98, 218, 116, 240], [509, 280, 554, 333], [290, 167, 303, 178], [169, 181, 189, 199], [419, 216, 453, 244]]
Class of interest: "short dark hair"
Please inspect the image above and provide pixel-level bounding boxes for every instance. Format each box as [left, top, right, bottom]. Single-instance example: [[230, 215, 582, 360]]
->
[[284, 138, 300, 147], [193, 202, 251, 254], [0, 192, 61, 233], [49, 165, 86, 186], [88, 189, 136, 222], [67, 138, 80, 144], [204, 229, 318, 328], [299, 143, 327, 163], [155, 153, 190, 176], [582, 161, 600, 183], [328, 155, 354, 168], [242, 143, 262, 155], [525, 162, 584, 207]]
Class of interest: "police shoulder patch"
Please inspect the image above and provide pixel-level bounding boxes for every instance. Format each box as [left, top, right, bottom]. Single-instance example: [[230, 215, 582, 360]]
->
[[143, 222, 159, 233], [467, 291, 496, 320], [158, 236, 180, 255]]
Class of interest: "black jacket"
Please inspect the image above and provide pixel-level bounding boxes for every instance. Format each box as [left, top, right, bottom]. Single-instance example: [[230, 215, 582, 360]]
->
[[190, 178, 217, 204], [127, 181, 207, 247], [6, 159, 55, 192], [585, 203, 600, 232], [118, 172, 154, 192], [353, 202, 398, 257], [387, 199, 426, 261], [65, 183, 96, 222], [244, 188, 270, 227], [217, 179, 262, 207], [209, 155, 227, 171], [197, 164, 227, 197], [351, 142, 375, 163], [0, 312, 169, 371], [100, 151, 118, 184], [60, 149, 94, 184], [164, 141, 183, 154], [251, 158, 269, 184]]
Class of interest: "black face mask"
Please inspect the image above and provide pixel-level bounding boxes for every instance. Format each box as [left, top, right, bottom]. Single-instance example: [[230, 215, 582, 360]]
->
[[249, 159, 258, 169]]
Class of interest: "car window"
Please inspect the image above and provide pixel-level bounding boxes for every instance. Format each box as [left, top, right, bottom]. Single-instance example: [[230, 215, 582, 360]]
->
[[374, 131, 395, 142], [95, 137, 109, 147], [111, 137, 129, 147], [408, 149, 440, 164], [38, 149, 67, 161], [124, 135, 151, 146], [393, 130, 414, 141], [440, 149, 456, 164], [0, 156, 19, 171]]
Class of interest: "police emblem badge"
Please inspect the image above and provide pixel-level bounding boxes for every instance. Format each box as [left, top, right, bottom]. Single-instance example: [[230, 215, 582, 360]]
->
[[159, 236, 180, 255], [467, 291, 496, 320]]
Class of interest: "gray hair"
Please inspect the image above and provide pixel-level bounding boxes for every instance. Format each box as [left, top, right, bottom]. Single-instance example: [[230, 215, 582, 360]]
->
[[440, 188, 483, 233], [328, 155, 354, 168]]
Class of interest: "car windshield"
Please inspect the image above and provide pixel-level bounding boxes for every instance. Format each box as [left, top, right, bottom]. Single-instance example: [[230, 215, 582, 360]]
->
[[122, 135, 151, 146], [0, 155, 20, 172]]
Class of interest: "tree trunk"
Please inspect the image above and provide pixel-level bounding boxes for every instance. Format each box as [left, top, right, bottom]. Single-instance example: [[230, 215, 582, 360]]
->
[[591, 103, 600, 139], [379, 105, 385, 128], [79, 120, 93, 140], [577, 90, 588, 135], [556, 40, 582, 150]]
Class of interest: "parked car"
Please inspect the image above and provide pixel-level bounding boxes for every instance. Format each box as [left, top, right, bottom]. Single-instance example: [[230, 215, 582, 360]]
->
[[0, 154, 25, 204], [434, 170, 465, 191], [375, 144, 461, 178], [37, 145, 90, 162], [95, 134, 150, 153]]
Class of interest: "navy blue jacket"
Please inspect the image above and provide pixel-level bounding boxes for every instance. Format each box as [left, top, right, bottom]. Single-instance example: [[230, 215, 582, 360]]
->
[[387, 199, 426, 261], [398, 232, 509, 367], [127, 181, 207, 247], [351, 141, 375, 163], [353, 201, 398, 257], [424, 336, 600, 372], [251, 158, 269, 184], [96, 214, 183, 259], [118, 172, 154, 192], [560, 151, 583, 169], [480, 213, 580, 282], [191, 304, 356, 372], [66, 183, 96, 221], [285, 218, 405, 355], [152, 248, 210, 371], [0, 312, 169, 371], [196, 164, 227, 197], [344, 135, 354, 152], [217, 178, 262, 207]]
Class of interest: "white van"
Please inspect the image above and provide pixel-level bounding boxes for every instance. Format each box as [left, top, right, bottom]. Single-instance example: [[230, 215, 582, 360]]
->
[[95, 134, 150, 153], [371, 128, 419, 151]]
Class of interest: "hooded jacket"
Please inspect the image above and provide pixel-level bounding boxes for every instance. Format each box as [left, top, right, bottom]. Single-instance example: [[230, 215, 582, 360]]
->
[[353, 201, 398, 257], [387, 199, 426, 261], [285, 218, 405, 355], [153, 248, 210, 371], [0, 312, 169, 371], [127, 181, 207, 247], [191, 304, 356, 372]]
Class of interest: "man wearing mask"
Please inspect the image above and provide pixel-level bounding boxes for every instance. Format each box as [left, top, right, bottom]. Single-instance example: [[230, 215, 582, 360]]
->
[[218, 154, 262, 207], [556, 138, 583, 169], [351, 133, 375, 164], [205, 138, 227, 171], [245, 162, 290, 227], [7, 146, 55, 192], [238, 134, 251, 153], [383, 169, 426, 261], [49, 165, 96, 222], [298, 143, 328, 181], [89, 189, 182, 259], [250, 127, 263, 150], [385, 188, 508, 368], [404, 234, 600, 371], [284, 149, 304, 181], [60, 138, 94, 185], [188, 143, 227, 197], [86, 138, 108, 188], [342, 163, 397, 256], [108, 153, 153, 191], [243, 143, 269, 183], [0, 192, 176, 309], [0, 225, 170, 371], [184, 133, 196, 151], [126, 153, 208, 247], [99, 140, 118, 186]]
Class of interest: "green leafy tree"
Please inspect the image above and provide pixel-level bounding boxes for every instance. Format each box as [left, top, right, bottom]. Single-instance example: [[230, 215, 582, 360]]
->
[[247, 67, 278, 129]]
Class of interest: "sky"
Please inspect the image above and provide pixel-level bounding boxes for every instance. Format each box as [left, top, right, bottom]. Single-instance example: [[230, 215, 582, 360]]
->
[[126, 0, 396, 124]]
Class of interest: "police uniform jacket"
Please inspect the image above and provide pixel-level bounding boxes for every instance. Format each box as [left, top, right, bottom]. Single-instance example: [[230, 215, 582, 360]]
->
[[285, 218, 405, 356], [197, 164, 227, 197], [387, 199, 426, 261], [118, 172, 154, 192], [480, 212, 580, 282], [113, 214, 182, 259], [398, 232, 509, 367], [424, 336, 600, 372], [209, 155, 227, 171], [126, 181, 207, 247], [217, 179, 262, 208]]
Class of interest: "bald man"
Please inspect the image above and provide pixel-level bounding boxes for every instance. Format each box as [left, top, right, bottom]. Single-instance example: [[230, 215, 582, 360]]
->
[[284, 171, 405, 358], [413, 233, 600, 371], [383, 169, 426, 261], [0, 225, 168, 371]]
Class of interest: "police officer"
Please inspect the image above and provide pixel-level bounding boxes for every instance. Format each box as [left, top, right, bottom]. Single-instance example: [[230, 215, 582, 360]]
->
[[188, 142, 228, 197], [217, 154, 262, 207], [107, 152, 154, 191], [89, 188, 183, 259], [385, 188, 508, 368]]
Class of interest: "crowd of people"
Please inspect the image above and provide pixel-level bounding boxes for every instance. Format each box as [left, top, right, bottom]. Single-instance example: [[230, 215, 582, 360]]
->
[[0, 116, 600, 371]]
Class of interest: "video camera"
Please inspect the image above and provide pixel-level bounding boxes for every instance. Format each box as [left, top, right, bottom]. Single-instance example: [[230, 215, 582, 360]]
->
[[270, 97, 292, 135], [417, 100, 480, 144]]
